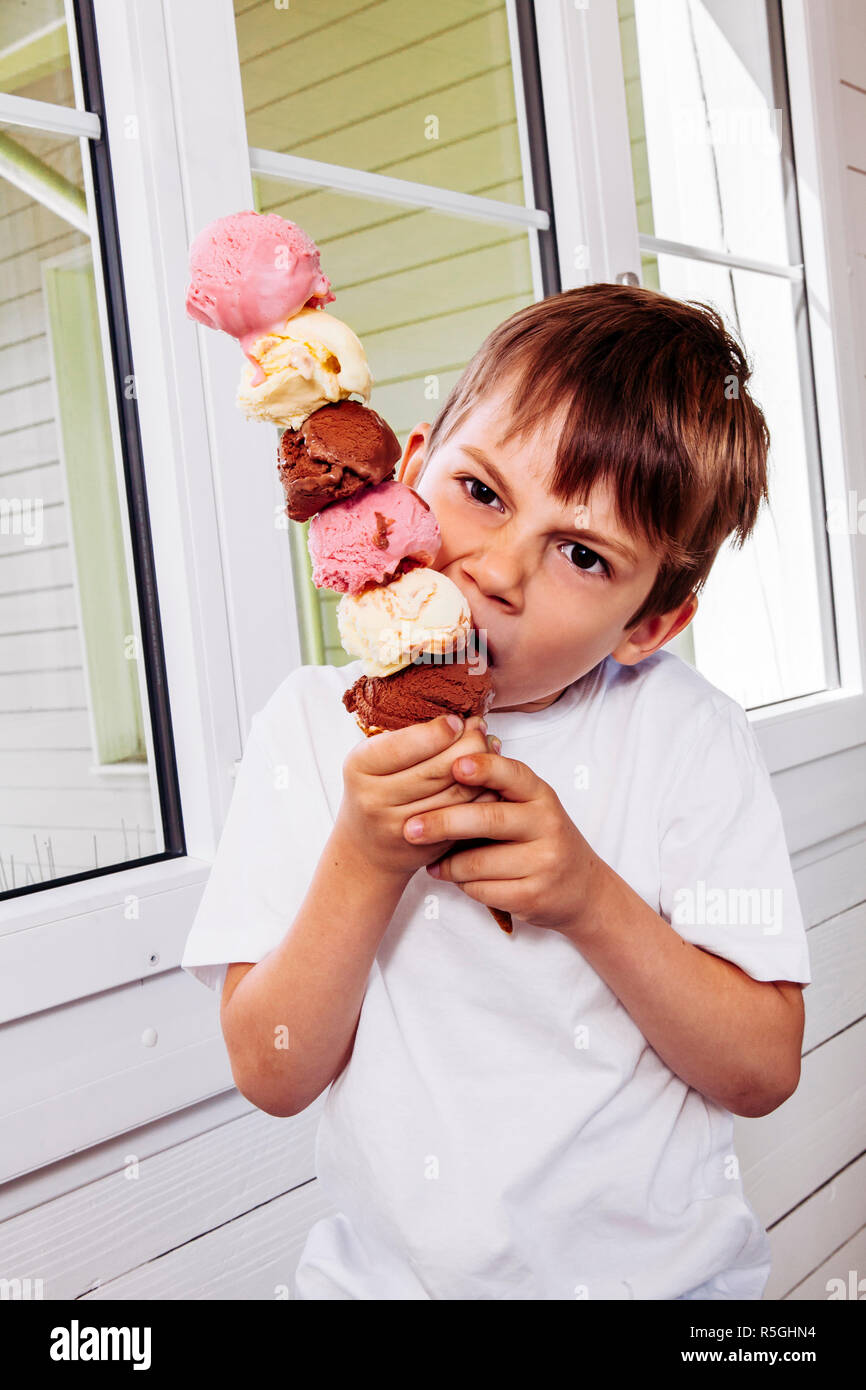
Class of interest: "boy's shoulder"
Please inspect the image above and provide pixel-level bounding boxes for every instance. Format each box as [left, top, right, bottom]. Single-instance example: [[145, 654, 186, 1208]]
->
[[253, 659, 365, 755], [600, 648, 749, 740], [594, 651, 763, 807], [262, 658, 363, 709]]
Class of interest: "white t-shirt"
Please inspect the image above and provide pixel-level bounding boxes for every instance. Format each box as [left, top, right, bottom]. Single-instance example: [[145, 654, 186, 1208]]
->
[[181, 650, 811, 1300]]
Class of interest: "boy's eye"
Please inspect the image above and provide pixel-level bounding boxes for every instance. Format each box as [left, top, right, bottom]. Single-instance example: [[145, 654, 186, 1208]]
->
[[560, 542, 611, 578], [461, 477, 502, 509]]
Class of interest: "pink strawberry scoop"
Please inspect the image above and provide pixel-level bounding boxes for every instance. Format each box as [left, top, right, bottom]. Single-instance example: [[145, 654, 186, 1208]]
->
[[185, 211, 334, 384], [307, 480, 441, 594]]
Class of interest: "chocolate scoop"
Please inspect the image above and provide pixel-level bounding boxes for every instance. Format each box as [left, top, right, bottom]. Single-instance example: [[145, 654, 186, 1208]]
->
[[342, 656, 494, 733], [278, 399, 401, 522]]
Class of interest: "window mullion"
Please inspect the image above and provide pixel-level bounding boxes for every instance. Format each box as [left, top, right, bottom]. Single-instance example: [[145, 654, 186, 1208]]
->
[[0, 91, 99, 139], [158, 0, 305, 738], [91, 0, 244, 853], [638, 233, 804, 280], [534, 0, 641, 289]]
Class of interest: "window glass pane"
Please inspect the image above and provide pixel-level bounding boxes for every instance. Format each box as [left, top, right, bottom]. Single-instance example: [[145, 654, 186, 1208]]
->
[[254, 175, 536, 666], [0, 0, 75, 110], [619, 0, 835, 710], [640, 251, 828, 710], [619, 0, 790, 265], [0, 127, 164, 894], [235, 0, 525, 204]]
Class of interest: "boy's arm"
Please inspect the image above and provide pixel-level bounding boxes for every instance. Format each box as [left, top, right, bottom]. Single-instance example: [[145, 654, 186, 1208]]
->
[[563, 858, 805, 1118], [219, 715, 495, 1117], [220, 825, 409, 1117], [407, 750, 806, 1119]]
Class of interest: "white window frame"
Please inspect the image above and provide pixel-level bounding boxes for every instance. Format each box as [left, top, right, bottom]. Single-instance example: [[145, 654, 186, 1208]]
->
[[534, 0, 865, 812]]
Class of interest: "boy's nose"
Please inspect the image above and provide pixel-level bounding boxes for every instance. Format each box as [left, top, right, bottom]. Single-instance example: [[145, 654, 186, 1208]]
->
[[461, 548, 527, 611]]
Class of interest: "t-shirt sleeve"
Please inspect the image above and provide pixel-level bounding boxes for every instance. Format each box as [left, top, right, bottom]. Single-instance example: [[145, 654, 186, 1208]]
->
[[657, 700, 811, 985], [180, 705, 333, 997]]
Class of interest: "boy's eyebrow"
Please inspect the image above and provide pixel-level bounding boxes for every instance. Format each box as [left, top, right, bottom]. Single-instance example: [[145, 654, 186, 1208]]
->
[[457, 444, 641, 566]]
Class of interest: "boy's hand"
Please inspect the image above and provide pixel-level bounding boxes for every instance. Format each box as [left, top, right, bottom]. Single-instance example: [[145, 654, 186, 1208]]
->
[[403, 751, 599, 936], [337, 714, 499, 882]]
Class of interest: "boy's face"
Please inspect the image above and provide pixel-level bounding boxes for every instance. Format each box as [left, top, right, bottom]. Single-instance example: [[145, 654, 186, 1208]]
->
[[398, 382, 697, 713]]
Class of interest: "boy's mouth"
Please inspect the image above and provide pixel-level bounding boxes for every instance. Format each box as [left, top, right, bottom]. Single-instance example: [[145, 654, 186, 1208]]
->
[[465, 615, 496, 667], [478, 632, 496, 667]]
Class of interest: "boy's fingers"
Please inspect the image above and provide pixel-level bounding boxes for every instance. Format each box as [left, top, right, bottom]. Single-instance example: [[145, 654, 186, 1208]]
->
[[379, 726, 491, 806], [416, 722, 492, 783], [360, 713, 472, 776], [451, 751, 536, 801], [404, 797, 529, 844], [406, 779, 493, 817]]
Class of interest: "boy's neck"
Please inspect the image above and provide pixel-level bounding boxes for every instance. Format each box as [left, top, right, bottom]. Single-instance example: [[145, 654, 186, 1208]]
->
[[492, 685, 568, 715]]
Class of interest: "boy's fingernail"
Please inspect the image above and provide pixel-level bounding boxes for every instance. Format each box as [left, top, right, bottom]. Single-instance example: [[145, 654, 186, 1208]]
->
[[487, 735, 502, 753], [455, 757, 476, 775], [406, 819, 424, 838], [477, 717, 488, 733], [446, 714, 463, 735], [427, 862, 441, 878]]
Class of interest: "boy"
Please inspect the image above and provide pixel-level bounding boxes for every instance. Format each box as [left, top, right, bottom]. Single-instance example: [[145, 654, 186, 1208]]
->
[[181, 283, 811, 1300]]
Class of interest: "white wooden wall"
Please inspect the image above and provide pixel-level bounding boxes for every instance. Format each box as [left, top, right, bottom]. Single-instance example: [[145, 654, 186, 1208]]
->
[[0, 0, 864, 1300]]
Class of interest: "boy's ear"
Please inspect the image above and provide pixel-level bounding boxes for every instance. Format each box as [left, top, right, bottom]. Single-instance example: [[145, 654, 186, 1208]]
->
[[611, 592, 699, 665], [397, 421, 431, 488]]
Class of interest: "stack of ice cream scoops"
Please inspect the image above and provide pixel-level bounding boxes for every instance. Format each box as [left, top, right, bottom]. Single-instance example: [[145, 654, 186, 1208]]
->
[[185, 210, 511, 934]]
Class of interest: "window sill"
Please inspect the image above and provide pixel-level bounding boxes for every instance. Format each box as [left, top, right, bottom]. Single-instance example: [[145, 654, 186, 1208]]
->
[[750, 686, 866, 773], [0, 857, 213, 1023]]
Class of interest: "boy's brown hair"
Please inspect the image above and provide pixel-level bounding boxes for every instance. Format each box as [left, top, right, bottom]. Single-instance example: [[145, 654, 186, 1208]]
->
[[423, 283, 770, 630]]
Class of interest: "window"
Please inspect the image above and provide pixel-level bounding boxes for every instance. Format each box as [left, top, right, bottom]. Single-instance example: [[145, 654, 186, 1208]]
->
[[617, 0, 836, 711], [0, 1, 182, 899], [233, 0, 557, 665]]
